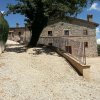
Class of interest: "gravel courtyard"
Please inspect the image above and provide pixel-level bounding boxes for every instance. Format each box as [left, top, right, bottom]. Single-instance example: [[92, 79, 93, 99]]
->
[[0, 41, 100, 100]]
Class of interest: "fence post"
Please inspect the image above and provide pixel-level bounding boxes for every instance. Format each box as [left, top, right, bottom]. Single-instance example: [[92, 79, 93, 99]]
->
[[83, 42, 86, 65]]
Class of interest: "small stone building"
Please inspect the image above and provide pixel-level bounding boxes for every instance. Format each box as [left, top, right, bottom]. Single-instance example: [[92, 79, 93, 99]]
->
[[9, 15, 99, 57], [9, 26, 31, 44]]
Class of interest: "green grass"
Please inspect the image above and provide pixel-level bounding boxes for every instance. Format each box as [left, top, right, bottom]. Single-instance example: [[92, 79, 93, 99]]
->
[[97, 45, 100, 56]]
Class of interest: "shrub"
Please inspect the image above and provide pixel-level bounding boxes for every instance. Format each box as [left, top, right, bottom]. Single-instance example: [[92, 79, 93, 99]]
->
[[0, 13, 9, 53]]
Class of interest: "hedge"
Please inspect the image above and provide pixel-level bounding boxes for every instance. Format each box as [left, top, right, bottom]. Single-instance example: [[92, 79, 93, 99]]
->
[[0, 13, 9, 53]]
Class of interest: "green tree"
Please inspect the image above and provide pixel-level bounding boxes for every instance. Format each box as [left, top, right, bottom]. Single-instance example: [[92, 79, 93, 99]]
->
[[0, 12, 9, 53], [7, 0, 98, 47]]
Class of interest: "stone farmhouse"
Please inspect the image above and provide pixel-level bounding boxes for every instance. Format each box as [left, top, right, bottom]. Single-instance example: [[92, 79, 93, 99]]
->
[[9, 15, 99, 57]]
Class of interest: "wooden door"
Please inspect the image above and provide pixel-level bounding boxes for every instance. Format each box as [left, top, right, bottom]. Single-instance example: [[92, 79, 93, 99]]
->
[[65, 46, 72, 54]]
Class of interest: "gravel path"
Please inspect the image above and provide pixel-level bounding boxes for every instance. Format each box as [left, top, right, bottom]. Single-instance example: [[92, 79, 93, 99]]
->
[[0, 43, 100, 100], [87, 57, 100, 82]]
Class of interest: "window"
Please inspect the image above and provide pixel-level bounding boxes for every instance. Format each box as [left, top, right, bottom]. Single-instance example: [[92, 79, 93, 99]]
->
[[48, 43, 52, 46], [48, 31, 52, 36], [84, 42, 88, 48], [64, 30, 69, 36], [9, 32, 11, 35], [18, 32, 21, 36], [65, 46, 72, 54], [83, 30, 88, 35]]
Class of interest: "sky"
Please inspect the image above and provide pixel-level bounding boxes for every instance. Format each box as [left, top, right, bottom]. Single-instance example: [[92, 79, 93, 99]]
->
[[0, 0, 100, 39]]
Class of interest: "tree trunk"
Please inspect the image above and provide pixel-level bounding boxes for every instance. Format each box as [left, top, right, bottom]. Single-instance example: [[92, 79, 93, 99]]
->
[[28, 28, 41, 47], [28, 16, 48, 47]]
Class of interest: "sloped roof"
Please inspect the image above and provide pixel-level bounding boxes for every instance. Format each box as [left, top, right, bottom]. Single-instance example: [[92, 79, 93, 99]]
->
[[70, 16, 99, 27], [48, 16, 99, 27], [9, 16, 99, 29]]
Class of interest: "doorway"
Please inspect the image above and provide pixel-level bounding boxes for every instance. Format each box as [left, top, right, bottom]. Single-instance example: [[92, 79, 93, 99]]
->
[[65, 46, 72, 54]]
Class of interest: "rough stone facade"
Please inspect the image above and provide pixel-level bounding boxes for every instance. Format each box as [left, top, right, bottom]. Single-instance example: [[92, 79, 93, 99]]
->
[[39, 19, 98, 57], [9, 27, 31, 44], [8, 16, 98, 57]]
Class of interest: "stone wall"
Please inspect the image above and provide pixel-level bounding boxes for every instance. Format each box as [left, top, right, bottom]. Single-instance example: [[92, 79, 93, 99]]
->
[[41, 22, 96, 37], [40, 21, 98, 57], [9, 28, 31, 44], [8, 21, 98, 57]]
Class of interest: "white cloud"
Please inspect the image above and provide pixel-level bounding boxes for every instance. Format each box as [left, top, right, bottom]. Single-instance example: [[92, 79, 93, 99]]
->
[[88, 3, 100, 11], [96, 27, 100, 33], [96, 27, 100, 43], [0, 11, 4, 14], [97, 39, 100, 44]]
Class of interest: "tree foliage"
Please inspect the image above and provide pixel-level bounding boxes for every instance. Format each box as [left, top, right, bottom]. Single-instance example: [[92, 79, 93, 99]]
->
[[7, 0, 98, 47], [0, 13, 9, 43]]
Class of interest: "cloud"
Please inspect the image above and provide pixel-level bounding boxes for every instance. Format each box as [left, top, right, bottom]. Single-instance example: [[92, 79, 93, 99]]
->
[[96, 27, 100, 33], [0, 11, 4, 14], [88, 3, 100, 11], [96, 27, 100, 40], [97, 39, 100, 44]]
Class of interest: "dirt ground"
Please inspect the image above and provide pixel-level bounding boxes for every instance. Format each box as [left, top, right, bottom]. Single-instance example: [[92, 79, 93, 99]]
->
[[87, 57, 100, 82], [0, 42, 100, 100]]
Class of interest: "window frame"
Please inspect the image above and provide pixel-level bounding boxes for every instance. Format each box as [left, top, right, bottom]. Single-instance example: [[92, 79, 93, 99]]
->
[[83, 29, 88, 35], [64, 29, 70, 36], [48, 31, 52, 36], [84, 42, 88, 48], [18, 32, 21, 36]]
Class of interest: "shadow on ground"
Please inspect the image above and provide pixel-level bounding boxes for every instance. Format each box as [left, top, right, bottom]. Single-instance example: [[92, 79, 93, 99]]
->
[[5, 44, 58, 55], [28, 45, 59, 56], [5, 44, 27, 53], [4, 44, 81, 76]]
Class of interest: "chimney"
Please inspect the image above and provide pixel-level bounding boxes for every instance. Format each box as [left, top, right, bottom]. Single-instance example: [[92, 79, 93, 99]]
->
[[87, 14, 93, 22], [16, 23, 19, 28]]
